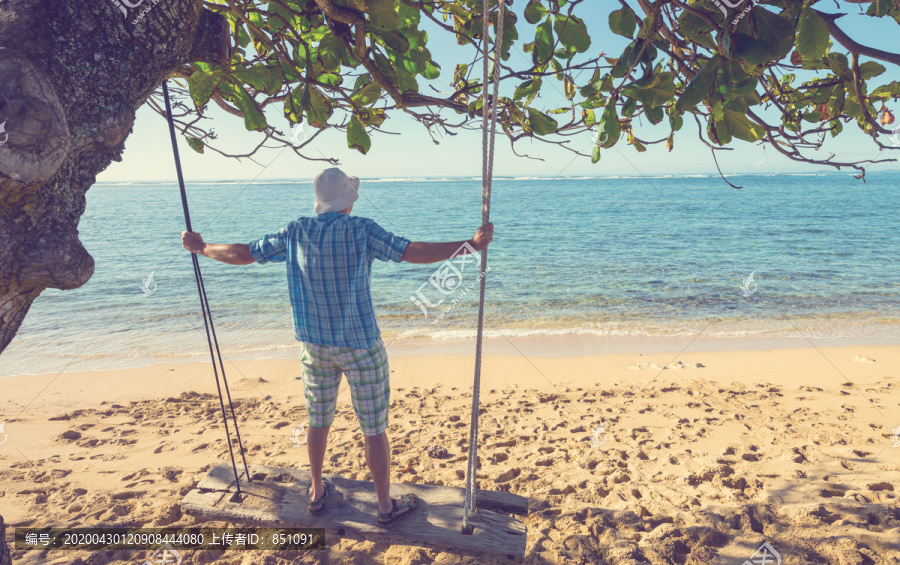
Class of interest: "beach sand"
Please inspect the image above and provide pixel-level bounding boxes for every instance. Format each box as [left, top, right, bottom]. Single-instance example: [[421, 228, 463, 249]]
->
[[2, 337, 900, 564]]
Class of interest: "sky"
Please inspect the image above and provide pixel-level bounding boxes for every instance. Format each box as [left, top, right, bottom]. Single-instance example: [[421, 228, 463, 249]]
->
[[97, 1, 900, 183]]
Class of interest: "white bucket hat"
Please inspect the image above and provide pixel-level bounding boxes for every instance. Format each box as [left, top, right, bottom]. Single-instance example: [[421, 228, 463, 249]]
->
[[313, 167, 360, 214]]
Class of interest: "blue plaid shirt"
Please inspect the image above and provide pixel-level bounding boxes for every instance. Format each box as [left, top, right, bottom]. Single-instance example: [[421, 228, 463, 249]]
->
[[248, 212, 410, 349]]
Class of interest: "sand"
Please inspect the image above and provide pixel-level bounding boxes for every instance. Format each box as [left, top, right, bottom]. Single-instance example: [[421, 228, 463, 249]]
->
[[2, 337, 900, 564]]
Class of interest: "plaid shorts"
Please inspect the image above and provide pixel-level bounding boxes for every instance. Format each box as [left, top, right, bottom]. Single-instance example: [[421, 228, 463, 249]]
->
[[299, 339, 390, 436]]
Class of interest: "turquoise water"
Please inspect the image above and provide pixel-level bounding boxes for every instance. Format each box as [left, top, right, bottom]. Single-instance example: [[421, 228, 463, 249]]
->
[[3, 172, 899, 377]]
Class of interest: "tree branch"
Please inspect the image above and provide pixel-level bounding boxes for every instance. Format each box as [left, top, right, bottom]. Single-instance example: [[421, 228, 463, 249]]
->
[[814, 10, 900, 66]]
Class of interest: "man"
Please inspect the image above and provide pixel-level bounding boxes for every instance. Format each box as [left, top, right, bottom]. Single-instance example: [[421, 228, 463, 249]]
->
[[181, 167, 494, 526]]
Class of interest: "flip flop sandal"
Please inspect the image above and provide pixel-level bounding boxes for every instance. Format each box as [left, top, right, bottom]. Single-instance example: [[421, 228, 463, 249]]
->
[[306, 478, 330, 513], [376, 493, 419, 527]]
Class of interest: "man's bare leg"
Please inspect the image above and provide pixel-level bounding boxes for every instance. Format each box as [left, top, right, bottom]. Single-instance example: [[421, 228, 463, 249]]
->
[[307, 424, 330, 508], [364, 431, 394, 514], [365, 431, 417, 520]]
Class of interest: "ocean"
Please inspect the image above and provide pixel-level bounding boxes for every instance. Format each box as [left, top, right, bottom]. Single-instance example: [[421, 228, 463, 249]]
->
[[2, 172, 899, 377]]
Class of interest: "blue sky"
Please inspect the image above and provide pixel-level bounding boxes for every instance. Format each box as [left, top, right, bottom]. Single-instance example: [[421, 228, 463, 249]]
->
[[98, 2, 900, 182]]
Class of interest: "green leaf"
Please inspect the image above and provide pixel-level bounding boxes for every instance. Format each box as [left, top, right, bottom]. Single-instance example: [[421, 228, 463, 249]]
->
[[220, 81, 267, 131], [600, 104, 620, 147], [377, 30, 410, 55], [871, 81, 900, 99], [317, 73, 343, 87], [284, 87, 303, 124], [610, 44, 633, 78], [248, 10, 264, 29], [396, 66, 418, 94], [753, 8, 794, 59], [398, 2, 420, 27], [533, 18, 554, 65], [644, 106, 664, 125], [829, 119, 843, 137], [564, 75, 576, 100], [802, 110, 822, 122], [579, 68, 603, 98], [353, 74, 372, 92], [356, 107, 386, 128], [347, 114, 371, 154], [267, 2, 298, 31], [366, 0, 402, 31], [733, 78, 758, 96], [859, 61, 886, 80], [351, 81, 383, 106], [317, 34, 346, 72], [826, 83, 846, 115], [442, 3, 469, 19], [453, 63, 468, 86], [669, 113, 683, 132], [526, 107, 558, 135], [187, 68, 222, 109], [401, 49, 428, 75], [301, 84, 333, 128], [720, 106, 765, 142], [622, 72, 675, 108], [232, 64, 282, 95], [677, 11, 715, 50], [826, 52, 850, 77], [796, 8, 829, 61], [373, 51, 399, 90], [186, 136, 204, 154], [524, 0, 547, 24], [549, 57, 565, 81], [514, 78, 542, 101], [583, 109, 596, 127], [496, 6, 519, 61], [608, 5, 637, 38], [423, 59, 441, 80], [727, 33, 775, 66], [404, 28, 427, 51], [677, 56, 720, 111], [591, 144, 601, 164], [553, 14, 591, 53]]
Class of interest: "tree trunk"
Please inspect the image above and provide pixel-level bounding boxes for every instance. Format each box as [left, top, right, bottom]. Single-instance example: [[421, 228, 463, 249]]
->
[[0, 513, 9, 565], [0, 0, 230, 353]]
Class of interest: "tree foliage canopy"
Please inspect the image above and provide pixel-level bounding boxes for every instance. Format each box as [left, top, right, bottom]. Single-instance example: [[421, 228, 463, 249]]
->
[[161, 0, 900, 180]]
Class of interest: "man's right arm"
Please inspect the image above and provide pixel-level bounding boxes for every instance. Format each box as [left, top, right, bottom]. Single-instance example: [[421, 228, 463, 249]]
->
[[401, 223, 494, 264]]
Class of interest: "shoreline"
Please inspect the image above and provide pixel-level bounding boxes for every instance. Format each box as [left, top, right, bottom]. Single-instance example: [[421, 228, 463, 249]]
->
[[3, 338, 897, 413], [3, 332, 899, 381]]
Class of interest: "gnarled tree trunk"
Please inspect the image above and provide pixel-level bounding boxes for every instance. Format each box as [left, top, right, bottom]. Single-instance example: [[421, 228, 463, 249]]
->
[[0, 513, 10, 565], [0, 0, 230, 353]]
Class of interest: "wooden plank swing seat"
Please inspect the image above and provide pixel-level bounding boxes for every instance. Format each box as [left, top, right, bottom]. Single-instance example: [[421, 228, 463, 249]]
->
[[182, 462, 529, 561]]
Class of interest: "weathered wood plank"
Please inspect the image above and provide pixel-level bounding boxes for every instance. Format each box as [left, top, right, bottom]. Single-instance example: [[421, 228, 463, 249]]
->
[[183, 463, 528, 561]]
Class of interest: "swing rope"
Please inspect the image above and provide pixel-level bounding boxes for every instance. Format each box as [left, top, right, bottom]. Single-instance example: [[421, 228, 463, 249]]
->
[[162, 80, 251, 497], [463, 0, 505, 535]]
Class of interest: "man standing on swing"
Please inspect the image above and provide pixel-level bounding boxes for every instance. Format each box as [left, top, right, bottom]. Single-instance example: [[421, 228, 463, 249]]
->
[[182, 167, 494, 526]]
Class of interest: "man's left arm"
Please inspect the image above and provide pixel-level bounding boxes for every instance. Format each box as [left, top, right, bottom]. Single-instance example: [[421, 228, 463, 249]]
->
[[182, 231, 256, 265]]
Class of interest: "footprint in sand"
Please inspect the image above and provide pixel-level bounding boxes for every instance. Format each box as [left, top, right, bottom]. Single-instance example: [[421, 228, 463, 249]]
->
[[867, 482, 894, 492]]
